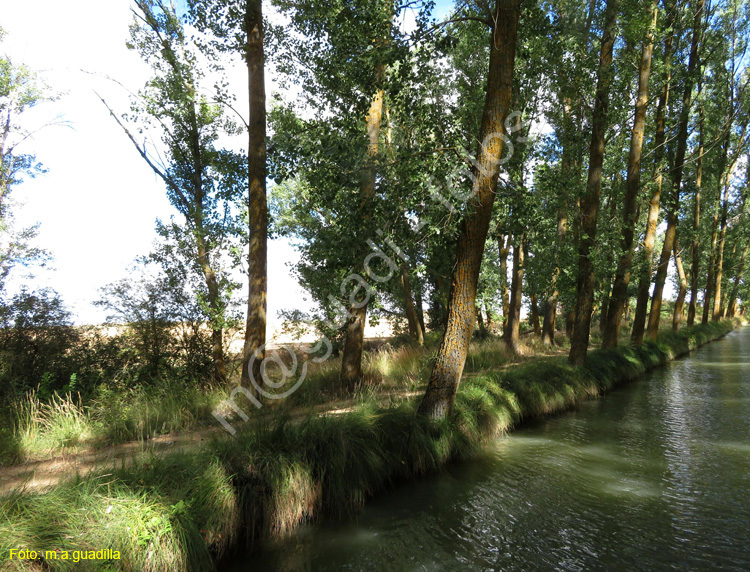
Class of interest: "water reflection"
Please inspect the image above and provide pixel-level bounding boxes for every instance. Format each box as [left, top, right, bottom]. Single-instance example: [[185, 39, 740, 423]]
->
[[229, 328, 750, 572]]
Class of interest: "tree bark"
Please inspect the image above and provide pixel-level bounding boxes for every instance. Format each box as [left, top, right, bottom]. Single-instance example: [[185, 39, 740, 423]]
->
[[505, 235, 526, 352], [702, 234, 717, 324], [400, 263, 424, 345], [568, 0, 619, 366], [340, 305, 366, 388], [672, 239, 688, 329], [631, 0, 676, 344], [530, 293, 541, 337], [241, 0, 268, 391], [414, 284, 426, 334], [418, 0, 520, 419], [687, 87, 704, 327], [542, 93, 576, 347], [196, 235, 227, 383], [542, 203, 567, 346], [339, 65, 386, 387], [703, 140, 730, 324], [645, 0, 704, 340], [565, 308, 575, 338], [713, 178, 730, 320], [484, 301, 494, 333], [727, 244, 748, 317], [601, 0, 657, 348], [541, 295, 557, 346], [498, 233, 511, 337]]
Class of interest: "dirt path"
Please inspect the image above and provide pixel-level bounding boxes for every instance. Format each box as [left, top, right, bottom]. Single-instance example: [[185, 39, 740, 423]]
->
[[0, 391, 423, 496]]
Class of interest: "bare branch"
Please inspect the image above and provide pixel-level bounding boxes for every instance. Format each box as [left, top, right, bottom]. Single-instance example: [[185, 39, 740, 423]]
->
[[96, 92, 193, 216]]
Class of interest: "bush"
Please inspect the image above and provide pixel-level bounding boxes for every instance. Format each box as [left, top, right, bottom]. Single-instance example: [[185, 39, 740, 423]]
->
[[0, 289, 81, 406]]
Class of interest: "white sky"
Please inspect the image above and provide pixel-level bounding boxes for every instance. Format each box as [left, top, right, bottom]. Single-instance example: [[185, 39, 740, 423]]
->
[[2, 0, 307, 326], [1, 0, 472, 330]]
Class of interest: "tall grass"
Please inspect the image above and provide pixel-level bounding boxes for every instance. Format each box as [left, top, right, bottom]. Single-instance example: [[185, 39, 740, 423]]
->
[[90, 381, 228, 444], [1, 382, 231, 465], [14, 392, 93, 452], [0, 331, 549, 463], [274, 344, 427, 409]]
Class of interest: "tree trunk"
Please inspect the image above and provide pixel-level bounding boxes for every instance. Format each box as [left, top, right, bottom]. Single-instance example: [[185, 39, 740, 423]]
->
[[601, 0, 657, 348], [672, 239, 688, 330], [727, 197, 749, 318], [197, 236, 227, 384], [498, 233, 511, 337], [418, 0, 520, 419], [565, 308, 575, 338], [339, 65, 386, 387], [631, 0, 676, 345], [542, 204, 566, 346], [524, 239, 540, 337], [568, 0, 619, 366], [702, 255, 716, 324], [599, 273, 612, 335], [485, 302, 494, 334], [414, 284, 426, 335], [477, 307, 486, 336], [713, 179, 730, 320], [241, 0, 268, 391], [340, 305, 366, 388], [727, 244, 747, 317], [530, 293, 541, 337], [645, 0, 704, 340], [687, 87, 705, 327], [505, 235, 525, 352], [541, 296, 557, 346], [400, 263, 424, 345]]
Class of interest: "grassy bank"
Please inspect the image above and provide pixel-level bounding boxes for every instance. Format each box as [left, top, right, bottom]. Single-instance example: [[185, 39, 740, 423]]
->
[[0, 320, 737, 571], [0, 331, 544, 465], [0, 382, 231, 466]]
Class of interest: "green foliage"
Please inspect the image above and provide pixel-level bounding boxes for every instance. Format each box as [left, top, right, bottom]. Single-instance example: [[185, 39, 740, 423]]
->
[[104, 1, 246, 384], [0, 288, 79, 404], [95, 262, 216, 385]]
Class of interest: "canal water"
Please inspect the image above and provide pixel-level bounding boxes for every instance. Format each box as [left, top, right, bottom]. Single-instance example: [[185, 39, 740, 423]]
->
[[231, 327, 750, 571]]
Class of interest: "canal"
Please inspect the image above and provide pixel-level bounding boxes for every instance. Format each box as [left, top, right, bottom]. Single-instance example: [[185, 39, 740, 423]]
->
[[232, 327, 750, 571]]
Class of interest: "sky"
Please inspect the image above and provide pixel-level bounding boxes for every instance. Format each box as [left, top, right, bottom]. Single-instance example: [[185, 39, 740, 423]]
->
[[2, 0, 309, 326], [2, 0, 458, 328]]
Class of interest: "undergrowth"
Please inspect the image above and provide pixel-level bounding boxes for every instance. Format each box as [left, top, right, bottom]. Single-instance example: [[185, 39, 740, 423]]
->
[[0, 320, 737, 571], [0, 382, 230, 465]]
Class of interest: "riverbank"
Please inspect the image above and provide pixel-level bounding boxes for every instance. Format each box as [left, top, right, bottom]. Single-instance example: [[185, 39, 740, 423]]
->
[[0, 320, 739, 572]]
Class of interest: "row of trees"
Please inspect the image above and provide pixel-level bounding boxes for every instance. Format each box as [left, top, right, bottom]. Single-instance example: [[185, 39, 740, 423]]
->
[[7, 0, 747, 420], [260, 0, 749, 417], [108, 0, 749, 419]]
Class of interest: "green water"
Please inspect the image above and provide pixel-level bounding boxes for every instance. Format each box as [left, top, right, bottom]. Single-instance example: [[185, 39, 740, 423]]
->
[[231, 328, 750, 571]]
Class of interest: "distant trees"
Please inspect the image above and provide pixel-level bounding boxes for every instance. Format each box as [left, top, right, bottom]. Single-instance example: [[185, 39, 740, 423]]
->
[[0, 288, 78, 401], [260, 0, 750, 412]]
